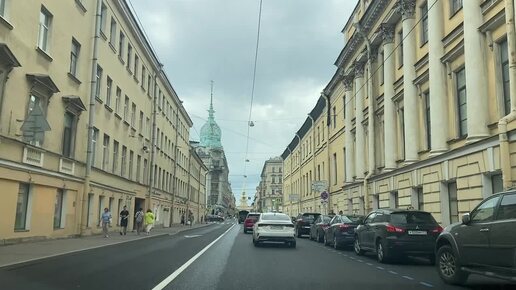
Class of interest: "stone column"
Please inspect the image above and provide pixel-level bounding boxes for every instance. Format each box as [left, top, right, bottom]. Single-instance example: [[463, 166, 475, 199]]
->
[[398, 0, 419, 163], [463, 0, 489, 142], [381, 24, 397, 170], [428, 0, 448, 154], [343, 75, 354, 183], [354, 61, 366, 179]]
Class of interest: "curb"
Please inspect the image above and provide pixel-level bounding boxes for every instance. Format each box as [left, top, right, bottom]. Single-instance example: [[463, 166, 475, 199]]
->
[[0, 223, 214, 269]]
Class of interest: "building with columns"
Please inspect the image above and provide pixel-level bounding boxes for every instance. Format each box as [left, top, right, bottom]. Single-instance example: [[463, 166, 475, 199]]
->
[[283, 0, 516, 226], [256, 157, 283, 212], [0, 0, 204, 244]]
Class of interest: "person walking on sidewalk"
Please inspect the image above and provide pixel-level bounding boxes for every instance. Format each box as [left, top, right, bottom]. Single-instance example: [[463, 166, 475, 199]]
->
[[101, 207, 112, 238], [188, 213, 194, 227], [144, 209, 155, 235], [135, 208, 144, 235], [181, 213, 185, 225], [119, 206, 129, 235]]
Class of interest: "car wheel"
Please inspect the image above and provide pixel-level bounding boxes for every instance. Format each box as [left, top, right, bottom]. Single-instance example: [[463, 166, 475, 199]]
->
[[354, 237, 364, 255], [376, 239, 392, 263], [296, 228, 302, 238], [244, 229, 247, 234], [436, 245, 468, 285], [333, 237, 340, 250], [291, 241, 296, 248]]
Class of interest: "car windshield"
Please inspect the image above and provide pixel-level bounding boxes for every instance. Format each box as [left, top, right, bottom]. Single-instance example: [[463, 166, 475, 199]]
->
[[261, 214, 290, 221], [390, 212, 437, 225], [344, 215, 362, 223]]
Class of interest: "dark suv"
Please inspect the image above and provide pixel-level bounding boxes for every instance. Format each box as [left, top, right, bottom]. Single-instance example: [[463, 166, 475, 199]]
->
[[354, 209, 442, 263], [435, 191, 516, 285], [294, 212, 321, 238]]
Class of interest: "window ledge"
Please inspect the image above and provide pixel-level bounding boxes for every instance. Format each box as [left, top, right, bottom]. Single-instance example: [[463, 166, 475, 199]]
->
[[447, 136, 467, 144], [104, 104, 113, 112], [109, 42, 117, 54], [138, 133, 144, 138], [0, 15, 14, 30], [100, 31, 107, 41], [118, 55, 125, 65], [95, 97, 103, 104], [35, 47, 53, 62], [75, 0, 87, 13], [14, 229, 30, 232], [126, 67, 132, 75], [418, 149, 431, 154], [114, 112, 122, 120], [131, 126, 136, 133], [67, 72, 82, 85], [123, 120, 130, 126], [449, 8, 463, 20], [133, 75, 139, 83]]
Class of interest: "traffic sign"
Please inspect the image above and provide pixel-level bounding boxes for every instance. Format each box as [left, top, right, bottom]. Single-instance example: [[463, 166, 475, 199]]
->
[[320, 191, 329, 201], [312, 181, 328, 192]]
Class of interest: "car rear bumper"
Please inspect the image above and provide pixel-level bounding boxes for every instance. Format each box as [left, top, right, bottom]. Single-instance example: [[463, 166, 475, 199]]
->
[[385, 238, 435, 255], [256, 236, 296, 243], [335, 234, 355, 245], [298, 226, 311, 234]]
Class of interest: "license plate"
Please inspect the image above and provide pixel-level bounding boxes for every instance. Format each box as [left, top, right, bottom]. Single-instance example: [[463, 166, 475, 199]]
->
[[408, 230, 427, 235], [271, 226, 283, 230]]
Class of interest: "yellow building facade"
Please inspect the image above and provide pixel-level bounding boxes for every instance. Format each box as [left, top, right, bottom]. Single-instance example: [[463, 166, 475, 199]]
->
[[0, 0, 205, 244], [283, 0, 516, 226]]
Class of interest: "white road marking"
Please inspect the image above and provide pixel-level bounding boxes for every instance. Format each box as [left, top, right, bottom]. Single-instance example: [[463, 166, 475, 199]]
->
[[184, 235, 202, 238], [151, 224, 235, 290], [388, 270, 398, 275], [420, 282, 434, 288], [376, 266, 385, 270], [357, 259, 363, 262], [366, 263, 373, 266], [402, 276, 414, 280]]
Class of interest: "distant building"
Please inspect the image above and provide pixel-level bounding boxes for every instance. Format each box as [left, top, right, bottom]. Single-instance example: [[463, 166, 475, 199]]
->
[[193, 91, 235, 216], [256, 157, 283, 212]]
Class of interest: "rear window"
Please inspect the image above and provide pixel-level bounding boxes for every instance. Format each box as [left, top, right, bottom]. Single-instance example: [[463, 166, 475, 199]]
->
[[262, 214, 290, 221], [302, 214, 319, 222], [246, 214, 260, 220], [344, 215, 363, 223], [322, 216, 331, 223], [390, 212, 437, 225]]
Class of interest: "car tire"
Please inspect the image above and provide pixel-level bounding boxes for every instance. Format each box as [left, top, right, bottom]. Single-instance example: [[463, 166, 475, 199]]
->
[[354, 237, 364, 256], [436, 245, 469, 285], [253, 239, 259, 247], [244, 229, 247, 234], [296, 228, 302, 238], [333, 237, 340, 250], [288, 241, 296, 248], [376, 239, 392, 263]]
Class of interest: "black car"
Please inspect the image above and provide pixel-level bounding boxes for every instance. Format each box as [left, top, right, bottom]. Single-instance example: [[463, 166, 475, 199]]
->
[[435, 191, 516, 285], [354, 209, 443, 263], [309, 215, 332, 242], [294, 212, 321, 238], [323, 215, 362, 249]]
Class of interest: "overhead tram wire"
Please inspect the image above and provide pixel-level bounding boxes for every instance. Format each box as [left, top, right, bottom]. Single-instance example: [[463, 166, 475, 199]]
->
[[242, 0, 264, 196], [329, 0, 438, 120]]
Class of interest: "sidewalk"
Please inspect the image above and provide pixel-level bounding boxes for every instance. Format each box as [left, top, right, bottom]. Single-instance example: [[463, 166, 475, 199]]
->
[[0, 223, 212, 268]]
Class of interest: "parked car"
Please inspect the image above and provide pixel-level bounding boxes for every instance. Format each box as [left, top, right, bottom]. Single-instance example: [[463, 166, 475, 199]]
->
[[324, 215, 363, 249], [435, 191, 516, 285], [294, 212, 321, 238], [206, 215, 224, 222], [309, 215, 332, 242], [354, 209, 443, 264], [238, 210, 249, 224], [243, 213, 261, 233], [252, 212, 296, 248]]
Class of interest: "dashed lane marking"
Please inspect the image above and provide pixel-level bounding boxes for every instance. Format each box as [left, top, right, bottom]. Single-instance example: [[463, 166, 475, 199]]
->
[[376, 266, 385, 270], [388, 270, 398, 275], [420, 282, 434, 288], [357, 259, 363, 262], [366, 263, 373, 266], [402, 276, 414, 280]]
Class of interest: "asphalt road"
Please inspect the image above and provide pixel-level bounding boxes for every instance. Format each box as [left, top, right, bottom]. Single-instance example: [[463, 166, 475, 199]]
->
[[0, 221, 513, 290]]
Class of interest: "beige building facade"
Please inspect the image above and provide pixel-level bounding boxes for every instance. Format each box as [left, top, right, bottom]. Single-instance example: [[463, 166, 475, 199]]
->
[[256, 157, 283, 212], [0, 0, 205, 244], [283, 0, 516, 226]]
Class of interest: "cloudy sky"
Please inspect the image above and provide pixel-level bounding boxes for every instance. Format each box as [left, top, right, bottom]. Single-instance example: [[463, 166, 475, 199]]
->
[[129, 0, 358, 206]]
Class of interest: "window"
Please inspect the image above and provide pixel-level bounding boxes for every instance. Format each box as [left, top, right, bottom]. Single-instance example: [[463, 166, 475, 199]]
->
[[106, 77, 112, 106], [146, 117, 151, 137], [398, 30, 403, 67], [134, 55, 139, 79], [139, 111, 144, 133], [141, 66, 146, 89], [456, 67, 467, 137], [471, 196, 500, 222], [136, 155, 141, 182], [100, 3, 107, 32], [0, 0, 6, 18], [38, 7, 52, 52], [450, 0, 462, 15], [397, 102, 405, 159], [95, 65, 103, 100], [62, 112, 76, 157], [109, 18, 117, 45], [102, 134, 109, 170], [143, 158, 148, 184], [492, 174, 503, 195], [333, 106, 336, 128], [127, 43, 132, 71], [131, 103, 136, 127], [424, 91, 431, 150], [332, 153, 337, 185], [121, 145, 127, 177], [98, 196, 105, 225], [498, 194, 516, 220], [379, 51, 384, 85], [115, 87, 121, 113], [147, 75, 152, 96], [54, 189, 65, 229], [128, 150, 134, 179], [417, 187, 424, 210], [118, 32, 125, 59], [15, 183, 30, 230], [420, 2, 428, 45], [92, 127, 99, 167], [112, 140, 119, 173], [500, 40, 511, 116], [123, 96, 129, 121], [448, 182, 459, 223], [70, 39, 80, 77], [390, 191, 399, 208]]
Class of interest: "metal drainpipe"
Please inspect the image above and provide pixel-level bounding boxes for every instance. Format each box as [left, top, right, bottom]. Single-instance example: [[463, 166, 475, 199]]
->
[[287, 147, 292, 216], [147, 69, 159, 214], [81, 0, 102, 234], [499, 0, 516, 190], [185, 148, 192, 221], [324, 92, 331, 215], [170, 109, 180, 224], [295, 133, 302, 215], [308, 114, 316, 212]]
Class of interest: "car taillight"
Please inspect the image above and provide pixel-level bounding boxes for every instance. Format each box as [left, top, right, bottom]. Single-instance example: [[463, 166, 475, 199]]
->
[[431, 226, 443, 233], [339, 224, 350, 231], [386, 224, 405, 233]]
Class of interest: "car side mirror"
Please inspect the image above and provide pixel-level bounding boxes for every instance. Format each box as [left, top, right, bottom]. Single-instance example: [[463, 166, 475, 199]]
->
[[462, 213, 471, 225]]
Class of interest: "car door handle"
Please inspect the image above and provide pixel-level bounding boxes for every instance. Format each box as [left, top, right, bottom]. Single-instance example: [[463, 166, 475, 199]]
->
[[480, 228, 490, 232]]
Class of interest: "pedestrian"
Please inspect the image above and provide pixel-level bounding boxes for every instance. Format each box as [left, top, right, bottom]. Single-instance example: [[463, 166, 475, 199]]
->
[[338, 210, 343, 215], [181, 213, 185, 225], [119, 205, 129, 235], [201, 215, 204, 224], [100, 207, 112, 238], [144, 209, 155, 235], [135, 207, 144, 235], [188, 213, 194, 227]]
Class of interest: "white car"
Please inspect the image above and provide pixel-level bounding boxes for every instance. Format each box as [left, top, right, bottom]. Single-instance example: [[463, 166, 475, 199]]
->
[[252, 213, 296, 248]]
